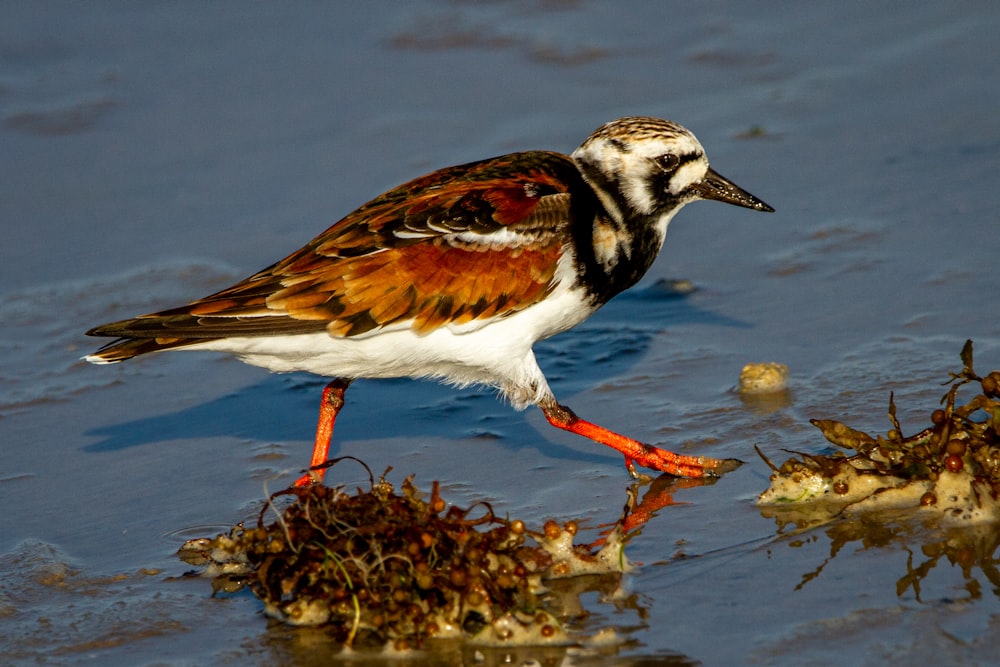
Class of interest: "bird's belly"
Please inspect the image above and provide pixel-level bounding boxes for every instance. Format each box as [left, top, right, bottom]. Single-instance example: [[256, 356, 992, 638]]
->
[[192, 327, 519, 382], [189, 285, 595, 390]]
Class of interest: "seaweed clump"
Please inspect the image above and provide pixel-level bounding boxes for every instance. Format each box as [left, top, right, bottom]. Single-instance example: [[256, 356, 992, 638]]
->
[[179, 458, 631, 651], [758, 341, 1000, 524]]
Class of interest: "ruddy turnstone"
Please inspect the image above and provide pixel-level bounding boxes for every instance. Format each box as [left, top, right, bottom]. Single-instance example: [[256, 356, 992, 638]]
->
[[86, 116, 773, 486]]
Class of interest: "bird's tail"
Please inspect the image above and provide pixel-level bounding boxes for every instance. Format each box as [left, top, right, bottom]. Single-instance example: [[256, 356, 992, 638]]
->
[[83, 336, 204, 364]]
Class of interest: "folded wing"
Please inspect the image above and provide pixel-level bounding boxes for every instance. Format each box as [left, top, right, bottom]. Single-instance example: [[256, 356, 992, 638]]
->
[[87, 151, 581, 361]]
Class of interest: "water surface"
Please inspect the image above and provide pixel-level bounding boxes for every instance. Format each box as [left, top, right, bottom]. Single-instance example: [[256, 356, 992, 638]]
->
[[2, 3, 999, 664]]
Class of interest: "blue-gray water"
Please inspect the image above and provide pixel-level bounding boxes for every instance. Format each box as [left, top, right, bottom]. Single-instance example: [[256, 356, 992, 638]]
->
[[2, 3, 999, 664]]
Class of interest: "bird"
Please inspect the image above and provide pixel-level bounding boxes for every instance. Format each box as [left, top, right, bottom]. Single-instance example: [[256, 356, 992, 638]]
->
[[85, 116, 773, 487]]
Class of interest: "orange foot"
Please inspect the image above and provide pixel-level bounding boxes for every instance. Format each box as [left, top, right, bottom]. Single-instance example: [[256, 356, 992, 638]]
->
[[539, 399, 742, 478]]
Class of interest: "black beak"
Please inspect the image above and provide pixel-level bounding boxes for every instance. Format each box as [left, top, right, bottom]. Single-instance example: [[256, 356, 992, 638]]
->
[[693, 167, 774, 212]]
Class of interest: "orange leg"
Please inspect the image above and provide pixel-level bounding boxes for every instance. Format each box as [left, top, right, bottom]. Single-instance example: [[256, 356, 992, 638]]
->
[[293, 379, 352, 487], [539, 399, 741, 478]]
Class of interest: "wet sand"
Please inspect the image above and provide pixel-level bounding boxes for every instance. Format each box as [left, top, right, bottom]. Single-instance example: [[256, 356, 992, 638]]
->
[[2, 3, 1000, 664]]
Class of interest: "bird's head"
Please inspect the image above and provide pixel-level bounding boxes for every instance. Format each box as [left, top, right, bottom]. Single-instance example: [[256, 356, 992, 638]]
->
[[571, 117, 773, 228]]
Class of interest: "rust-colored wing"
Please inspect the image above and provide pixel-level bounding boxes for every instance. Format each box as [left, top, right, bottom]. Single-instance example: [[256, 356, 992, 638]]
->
[[87, 150, 584, 357]]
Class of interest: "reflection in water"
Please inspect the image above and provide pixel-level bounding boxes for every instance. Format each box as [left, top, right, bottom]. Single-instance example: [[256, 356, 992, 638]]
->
[[254, 623, 700, 667], [591, 475, 721, 548], [897, 524, 1000, 601], [737, 387, 793, 414], [762, 507, 1000, 603]]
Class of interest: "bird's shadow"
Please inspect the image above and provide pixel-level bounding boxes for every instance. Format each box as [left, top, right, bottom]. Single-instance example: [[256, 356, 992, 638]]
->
[[82, 284, 750, 466]]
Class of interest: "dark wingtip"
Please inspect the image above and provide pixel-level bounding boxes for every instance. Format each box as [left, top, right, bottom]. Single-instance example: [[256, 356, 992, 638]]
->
[[84, 336, 203, 363]]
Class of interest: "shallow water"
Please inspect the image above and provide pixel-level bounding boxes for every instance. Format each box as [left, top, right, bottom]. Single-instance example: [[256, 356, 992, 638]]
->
[[2, 2, 1000, 664]]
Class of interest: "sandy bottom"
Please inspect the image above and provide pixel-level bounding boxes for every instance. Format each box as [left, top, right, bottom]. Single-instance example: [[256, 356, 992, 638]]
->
[[2, 3, 1000, 664]]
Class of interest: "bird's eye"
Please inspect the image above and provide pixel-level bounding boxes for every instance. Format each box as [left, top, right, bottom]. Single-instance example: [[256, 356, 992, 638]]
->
[[654, 153, 680, 172]]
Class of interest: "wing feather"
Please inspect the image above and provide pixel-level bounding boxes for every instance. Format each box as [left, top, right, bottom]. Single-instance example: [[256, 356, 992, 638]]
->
[[87, 151, 585, 359]]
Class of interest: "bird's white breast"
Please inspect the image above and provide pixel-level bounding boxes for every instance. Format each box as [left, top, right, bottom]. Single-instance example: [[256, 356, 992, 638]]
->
[[188, 253, 595, 408]]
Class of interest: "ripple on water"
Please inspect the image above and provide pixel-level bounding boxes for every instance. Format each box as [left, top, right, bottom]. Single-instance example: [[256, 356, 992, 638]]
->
[[0, 260, 242, 416]]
